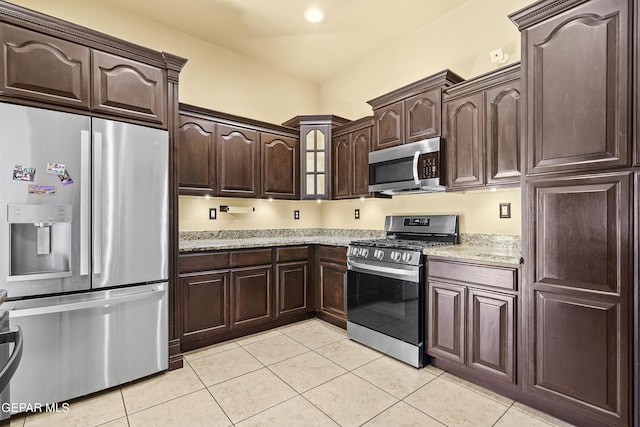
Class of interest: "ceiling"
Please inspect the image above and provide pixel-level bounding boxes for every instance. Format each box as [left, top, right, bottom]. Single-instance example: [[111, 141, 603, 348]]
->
[[98, 0, 470, 83]]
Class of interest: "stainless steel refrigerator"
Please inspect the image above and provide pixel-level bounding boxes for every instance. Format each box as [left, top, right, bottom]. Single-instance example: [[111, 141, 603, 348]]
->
[[0, 102, 168, 410]]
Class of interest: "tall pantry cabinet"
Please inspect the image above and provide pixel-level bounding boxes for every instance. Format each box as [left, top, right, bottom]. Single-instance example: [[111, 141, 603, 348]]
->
[[509, 0, 635, 425]]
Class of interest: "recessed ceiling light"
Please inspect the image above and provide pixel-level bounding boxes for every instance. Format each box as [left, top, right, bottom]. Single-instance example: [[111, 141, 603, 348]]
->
[[304, 7, 324, 23]]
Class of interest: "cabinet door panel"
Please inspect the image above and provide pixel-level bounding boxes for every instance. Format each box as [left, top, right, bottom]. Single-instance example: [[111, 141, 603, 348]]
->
[[373, 102, 403, 150], [181, 272, 229, 339], [531, 290, 627, 419], [319, 261, 346, 319], [486, 82, 521, 185], [405, 90, 441, 142], [427, 281, 466, 363], [92, 51, 166, 126], [530, 173, 631, 294], [0, 24, 90, 108], [262, 133, 298, 199], [445, 93, 484, 189], [525, 0, 630, 174], [468, 289, 515, 383], [217, 124, 259, 197], [351, 128, 372, 197], [178, 115, 215, 195], [276, 261, 309, 317], [332, 134, 351, 199], [231, 266, 272, 328]]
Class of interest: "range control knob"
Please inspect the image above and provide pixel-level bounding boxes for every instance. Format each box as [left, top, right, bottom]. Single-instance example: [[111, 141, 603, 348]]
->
[[390, 251, 401, 262], [373, 249, 385, 260], [359, 247, 369, 257], [401, 252, 413, 263]]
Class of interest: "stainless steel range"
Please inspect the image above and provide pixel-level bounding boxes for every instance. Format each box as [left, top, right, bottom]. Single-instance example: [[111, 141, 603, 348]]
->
[[346, 214, 459, 368]]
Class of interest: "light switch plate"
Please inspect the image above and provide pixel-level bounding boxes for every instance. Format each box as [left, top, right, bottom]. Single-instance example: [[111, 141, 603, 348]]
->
[[209, 208, 217, 220]]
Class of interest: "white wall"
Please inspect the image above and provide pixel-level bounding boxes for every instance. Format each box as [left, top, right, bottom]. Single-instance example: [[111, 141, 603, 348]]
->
[[320, 0, 531, 119], [179, 188, 521, 235]]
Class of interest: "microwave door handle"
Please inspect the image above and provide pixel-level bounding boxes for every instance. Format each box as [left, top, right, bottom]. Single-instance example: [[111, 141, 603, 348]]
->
[[412, 151, 420, 184]]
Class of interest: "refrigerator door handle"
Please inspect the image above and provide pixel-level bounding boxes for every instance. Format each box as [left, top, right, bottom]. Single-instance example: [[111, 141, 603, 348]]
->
[[80, 130, 90, 276], [92, 131, 103, 276], [9, 288, 164, 318]]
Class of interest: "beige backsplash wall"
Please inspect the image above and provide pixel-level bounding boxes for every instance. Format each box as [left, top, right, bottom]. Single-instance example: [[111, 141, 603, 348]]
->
[[179, 188, 521, 235]]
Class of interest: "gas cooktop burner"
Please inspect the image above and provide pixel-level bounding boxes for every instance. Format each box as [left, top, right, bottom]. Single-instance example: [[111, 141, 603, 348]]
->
[[347, 214, 459, 265]]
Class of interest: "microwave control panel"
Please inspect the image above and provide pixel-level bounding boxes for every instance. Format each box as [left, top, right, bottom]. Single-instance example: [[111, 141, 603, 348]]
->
[[417, 152, 439, 179]]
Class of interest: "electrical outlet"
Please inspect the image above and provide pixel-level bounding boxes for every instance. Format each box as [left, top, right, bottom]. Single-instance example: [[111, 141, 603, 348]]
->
[[499, 203, 511, 218], [294, 210, 300, 220], [354, 209, 360, 219]]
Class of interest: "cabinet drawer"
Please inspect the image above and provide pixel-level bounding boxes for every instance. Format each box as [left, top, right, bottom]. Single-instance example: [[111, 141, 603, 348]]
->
[[179, 252, 229, 273], [230, 248, 273, 267], [276, 246, 309, 263], [428, 259, 517, 291], [317, 246, 347, 263]]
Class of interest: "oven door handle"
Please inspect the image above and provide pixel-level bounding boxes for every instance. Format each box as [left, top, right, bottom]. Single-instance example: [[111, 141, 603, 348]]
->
[[348, 260, 420, 283]]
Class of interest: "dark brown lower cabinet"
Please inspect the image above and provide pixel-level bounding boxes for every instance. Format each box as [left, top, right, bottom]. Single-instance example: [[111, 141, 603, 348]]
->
[[315, 246, 347, 328], [276, 261, 309, 317], [180, 271, 230, 342], [468, 289, 515, 383], [230, 265, 273, 328], [427, 258, 518, 386], [524, 172, 632, 425], [427, 281, 466, 364], [178, 246, 315, 351]]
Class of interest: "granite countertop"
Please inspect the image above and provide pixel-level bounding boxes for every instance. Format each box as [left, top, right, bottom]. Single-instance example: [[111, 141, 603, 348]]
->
[[179, 228, 383, 253], [179, 229, 522, 266]]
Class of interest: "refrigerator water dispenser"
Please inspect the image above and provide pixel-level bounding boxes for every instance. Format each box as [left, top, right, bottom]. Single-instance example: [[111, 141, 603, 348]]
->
[[7, 204, 72, 281]]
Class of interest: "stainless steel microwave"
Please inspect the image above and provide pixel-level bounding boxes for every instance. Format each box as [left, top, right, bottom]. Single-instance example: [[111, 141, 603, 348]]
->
[[368, 137, 445, 195]]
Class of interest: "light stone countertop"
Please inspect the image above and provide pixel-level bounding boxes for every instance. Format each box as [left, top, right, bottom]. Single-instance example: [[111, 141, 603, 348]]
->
[[179, 229, 522, 266], [179, 235, 356, 252]]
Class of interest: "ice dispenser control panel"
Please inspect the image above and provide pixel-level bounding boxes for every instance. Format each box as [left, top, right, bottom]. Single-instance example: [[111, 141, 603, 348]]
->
[[8, 204, 72, 224]]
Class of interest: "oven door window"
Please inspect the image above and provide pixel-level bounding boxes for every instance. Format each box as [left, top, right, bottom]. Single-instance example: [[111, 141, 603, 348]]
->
[[346, 269, 423, 345]]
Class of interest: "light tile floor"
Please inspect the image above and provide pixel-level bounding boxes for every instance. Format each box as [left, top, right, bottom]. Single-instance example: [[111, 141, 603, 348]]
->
[[7, 319, 575, 427]]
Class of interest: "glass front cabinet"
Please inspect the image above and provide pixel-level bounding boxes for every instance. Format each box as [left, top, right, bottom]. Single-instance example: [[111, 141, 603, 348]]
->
[[283, 115, 350, 200]]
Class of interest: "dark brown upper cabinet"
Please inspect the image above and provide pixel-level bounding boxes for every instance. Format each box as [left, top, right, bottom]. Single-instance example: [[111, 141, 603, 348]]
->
[[332, 117, 373, 199], [511, 0, 630, 176], [178, 115, 216, 196], [217, 123, 259, 198], [261, 132, 299, 199], [444, 92, 485, 190], [367, 70, 464, 151], [0, 7, 184, 130], [92, 51, 167, 127], [179, 104, 299, 199], [0, 24, 90, 108], [283, 115, 350, 200], [443, 63, 521, 191]]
